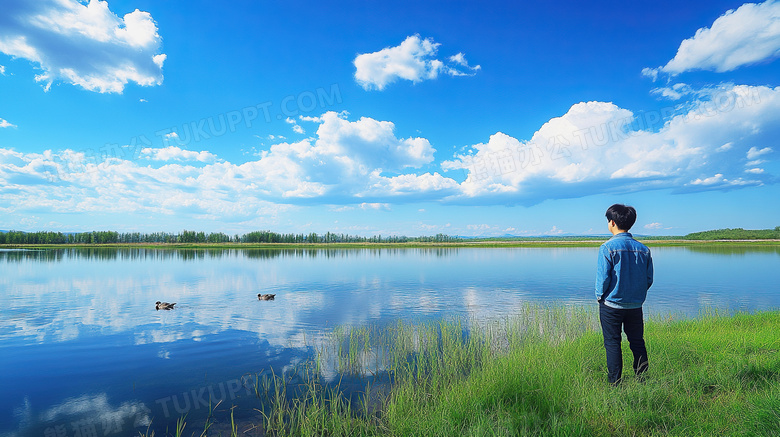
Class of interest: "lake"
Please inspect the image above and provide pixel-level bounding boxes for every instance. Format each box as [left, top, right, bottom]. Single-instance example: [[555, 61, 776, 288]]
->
[[1, 245, 778, 436]]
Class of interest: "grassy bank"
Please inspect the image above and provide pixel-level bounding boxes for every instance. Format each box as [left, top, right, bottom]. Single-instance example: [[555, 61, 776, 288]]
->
[[161, 307, 779, 436], [379, 311, 780, 436]]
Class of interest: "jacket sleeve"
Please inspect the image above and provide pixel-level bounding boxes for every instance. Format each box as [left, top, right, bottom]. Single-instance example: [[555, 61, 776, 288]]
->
[[595, 244, 611, 300], [646, 249, 654, 290]]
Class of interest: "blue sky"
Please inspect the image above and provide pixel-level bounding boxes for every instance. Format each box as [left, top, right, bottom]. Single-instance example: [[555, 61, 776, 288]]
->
[[1, 0, 779, 236]]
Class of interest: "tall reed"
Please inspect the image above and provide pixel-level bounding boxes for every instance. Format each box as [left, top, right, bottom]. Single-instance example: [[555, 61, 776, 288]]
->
[[247, 303, 599, 436]]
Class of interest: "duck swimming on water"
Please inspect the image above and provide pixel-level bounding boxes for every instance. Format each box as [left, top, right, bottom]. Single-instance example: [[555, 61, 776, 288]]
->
[[257, 294, 276, 301], [156, 301, 176, 310]]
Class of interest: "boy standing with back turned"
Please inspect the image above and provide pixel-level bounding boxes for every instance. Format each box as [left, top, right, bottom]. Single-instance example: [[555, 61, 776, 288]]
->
[[596, 204, 653, 385]]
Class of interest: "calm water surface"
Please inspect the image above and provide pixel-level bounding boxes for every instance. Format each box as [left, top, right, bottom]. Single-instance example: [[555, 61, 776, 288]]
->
[[1, 246, 778, 436]]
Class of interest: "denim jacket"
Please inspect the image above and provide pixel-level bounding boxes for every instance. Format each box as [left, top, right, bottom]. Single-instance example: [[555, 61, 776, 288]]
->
[[595, 232, 653, 309]]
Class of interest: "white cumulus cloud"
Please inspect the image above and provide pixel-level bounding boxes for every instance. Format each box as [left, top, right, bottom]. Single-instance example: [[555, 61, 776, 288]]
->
[[310, 111, 435, 171], [443, 84, 779, 203], [690, 173, 727, 185], [747, 146, 773, 159], [716, 142, 734, 152], [354, 35, 479, 90], [140, 146, 218, 163], [285, 117, 305, 134], [359, 203, 391, 211], [0, 0, 166, 93], [644, 0, 780, 78], [447, 52, 481, 76], [651, 83, 693, 100], [0, 112, 459, 225], [0, 117, 16, 128]]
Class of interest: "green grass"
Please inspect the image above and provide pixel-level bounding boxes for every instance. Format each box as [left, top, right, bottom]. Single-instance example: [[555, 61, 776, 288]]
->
[[382, 310, 780, 436], [240, 307, 779, 437]]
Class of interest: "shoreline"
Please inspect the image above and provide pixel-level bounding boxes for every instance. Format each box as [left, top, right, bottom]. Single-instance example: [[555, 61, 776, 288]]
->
[[1, 239, 779, 249]]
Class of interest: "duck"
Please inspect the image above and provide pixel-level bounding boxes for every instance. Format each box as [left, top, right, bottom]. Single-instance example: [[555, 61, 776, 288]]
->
[[155, 301, 176, 310], [257, 294, 276, 301]]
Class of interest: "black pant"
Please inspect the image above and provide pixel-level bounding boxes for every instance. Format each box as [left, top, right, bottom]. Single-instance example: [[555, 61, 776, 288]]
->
[[598, 302, 648, 384]]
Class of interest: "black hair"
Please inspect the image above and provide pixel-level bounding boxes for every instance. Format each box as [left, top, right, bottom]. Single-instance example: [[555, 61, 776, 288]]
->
[[605, 204, 637, 231]]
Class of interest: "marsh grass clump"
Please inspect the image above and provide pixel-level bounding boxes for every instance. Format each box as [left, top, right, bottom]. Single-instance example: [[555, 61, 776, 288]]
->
[[246, 304, 601, 436]]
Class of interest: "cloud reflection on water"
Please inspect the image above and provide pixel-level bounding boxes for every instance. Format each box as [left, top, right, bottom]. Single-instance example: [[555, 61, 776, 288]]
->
[[2, 246, 777, 348], [9, 393, 151, 437]]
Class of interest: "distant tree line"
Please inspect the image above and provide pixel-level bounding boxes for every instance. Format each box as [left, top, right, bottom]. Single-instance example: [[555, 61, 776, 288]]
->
[[4, 227, 779, 244], [683, 227, 780, 240], [0, 230, 461, 245]]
